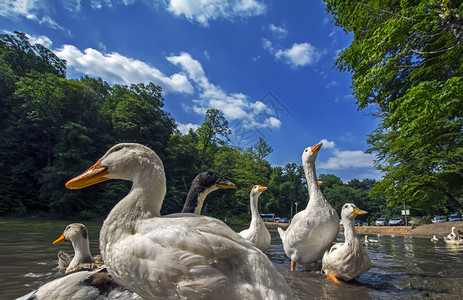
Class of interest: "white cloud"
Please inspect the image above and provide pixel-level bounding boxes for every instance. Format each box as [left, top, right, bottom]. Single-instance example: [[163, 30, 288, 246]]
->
[[167, 0, 266, 26], [262, 40, 324, 68], [319, 139, 336, 149], [177, 122, 199, 134], [26, 33, 53, 48], [268, 23, 287, 39], [325, 80, 337, 89], [55, 45, 194, 94], [0, 0, 65, 30], [275, 42, 323, 68], [167, 52, 282, 129], [318, 149, 374, 170]]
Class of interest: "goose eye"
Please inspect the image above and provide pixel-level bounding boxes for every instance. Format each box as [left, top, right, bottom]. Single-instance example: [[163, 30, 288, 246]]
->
[[114, 146, 123, 152], [304, 149, 308, 152]]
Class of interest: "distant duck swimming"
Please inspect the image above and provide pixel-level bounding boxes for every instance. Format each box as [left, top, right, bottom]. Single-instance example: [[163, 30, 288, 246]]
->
[[278, 143, 339, 271], [53, 223, 103, 273], [322, 203, 371, 284], [239, 185, 271, 252], [431, 235, 439, 242], [65, 143, 294, 299], [364, 235, 378, 245]]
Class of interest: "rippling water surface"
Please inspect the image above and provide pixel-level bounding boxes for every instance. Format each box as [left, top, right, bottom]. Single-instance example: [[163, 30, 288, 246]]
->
[[2, 218, 463, 300]]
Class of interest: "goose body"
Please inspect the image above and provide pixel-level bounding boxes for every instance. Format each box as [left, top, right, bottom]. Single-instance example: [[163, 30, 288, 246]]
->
[[278, 143, 339, 271], [66, 143, 293, 300], [53, 223, 103, 273], [239, 185, 271, 252], [16, 268, 142, 300], [364, 235, 378, 245], [446, 226, 460, 240], [322, 203, 371, 283], [444, 227, 463, 244]]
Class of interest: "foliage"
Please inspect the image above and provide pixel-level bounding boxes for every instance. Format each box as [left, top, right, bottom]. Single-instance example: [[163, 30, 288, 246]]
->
[[324, 0, 463, 214], [0, 31, 402, 223]]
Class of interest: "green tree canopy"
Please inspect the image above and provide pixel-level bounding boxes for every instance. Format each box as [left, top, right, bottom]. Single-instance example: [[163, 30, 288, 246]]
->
[[324, 0, 463, 213]]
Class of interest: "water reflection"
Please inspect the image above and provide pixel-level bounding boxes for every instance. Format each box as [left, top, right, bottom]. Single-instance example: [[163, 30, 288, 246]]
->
[[2, 218, 463, 300]]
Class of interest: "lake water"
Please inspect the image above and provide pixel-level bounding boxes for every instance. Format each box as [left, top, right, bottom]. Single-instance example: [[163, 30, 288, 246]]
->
[[2, 218, 463, 300]]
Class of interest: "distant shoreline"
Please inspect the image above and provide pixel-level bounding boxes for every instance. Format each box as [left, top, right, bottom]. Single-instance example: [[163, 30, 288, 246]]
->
[[265, 221, 463, 238]]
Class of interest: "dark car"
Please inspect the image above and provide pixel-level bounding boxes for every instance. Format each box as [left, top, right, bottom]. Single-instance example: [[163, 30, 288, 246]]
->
[[389, 217, 404, 226], [448, 214, 462, 222], [279, 217, 290, 223]]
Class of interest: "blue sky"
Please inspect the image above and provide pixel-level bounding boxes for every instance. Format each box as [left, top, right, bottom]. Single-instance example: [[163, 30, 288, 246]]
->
[[0, 0, 381, 182]]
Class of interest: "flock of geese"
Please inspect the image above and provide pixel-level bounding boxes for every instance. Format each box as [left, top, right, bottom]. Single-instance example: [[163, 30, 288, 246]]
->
[[18, 142, 372, 300]]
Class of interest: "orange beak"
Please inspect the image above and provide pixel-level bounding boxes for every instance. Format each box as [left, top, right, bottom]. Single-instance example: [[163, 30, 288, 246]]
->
[[66, 159, 110, 189], [258, 185, 268, 192], [310, 143, 323, 153], [53, 232, 67, 245]]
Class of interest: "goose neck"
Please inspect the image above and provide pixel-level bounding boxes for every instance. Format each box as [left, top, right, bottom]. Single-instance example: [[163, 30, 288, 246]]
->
[[342, 217, 357, 242]]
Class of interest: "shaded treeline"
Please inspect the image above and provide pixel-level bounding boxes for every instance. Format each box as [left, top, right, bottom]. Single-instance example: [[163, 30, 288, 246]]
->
[[0, 32, 389, 224]]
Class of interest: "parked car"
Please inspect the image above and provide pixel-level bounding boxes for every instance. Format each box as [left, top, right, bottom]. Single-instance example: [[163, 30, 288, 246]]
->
[[279, 217, 290, 223], [274, 217, 280, 223], [354, 219, 362, 226], [389, 217, 404, 226], [362, 222, 369, 227], [448, 214, 462, 222], [432, 216, 446, 223], [375, 218, 389, 226]]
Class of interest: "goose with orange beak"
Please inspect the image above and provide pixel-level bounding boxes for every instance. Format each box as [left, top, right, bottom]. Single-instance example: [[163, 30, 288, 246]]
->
[[278, 143, 340, 271], [322, 203, 371, 283], [65, 143, 294, 300], [239, 185, 271, 252]]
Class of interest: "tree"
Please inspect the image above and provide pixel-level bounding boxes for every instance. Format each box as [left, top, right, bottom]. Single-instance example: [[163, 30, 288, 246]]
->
[[197, 109, 231, 156], [324, 0, 463, 213]]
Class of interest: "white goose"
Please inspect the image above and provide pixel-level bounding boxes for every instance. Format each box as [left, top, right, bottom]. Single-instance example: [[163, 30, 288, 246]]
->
[[322, 203, 371, 283], [53, 223, 103, 273], [16, 268, 142, 300], [239, 185, 271, 252], [446, 226, 460, 240], [66, 143, 294, 300], [278, 143, 339, 271], [431, 235, 439, 242], [364, 235, 378, 245]]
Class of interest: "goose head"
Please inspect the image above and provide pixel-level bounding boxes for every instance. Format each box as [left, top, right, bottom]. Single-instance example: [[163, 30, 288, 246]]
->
[[341, 203, 368, 222], [53, 223, 88, 246], [66, 143, 166, 218], [192, 171, 236, 193], [251, 185, 267, 199], [302, 143, 322, 167], [182, 171, 236, 214], [66, 143, 165, 189]]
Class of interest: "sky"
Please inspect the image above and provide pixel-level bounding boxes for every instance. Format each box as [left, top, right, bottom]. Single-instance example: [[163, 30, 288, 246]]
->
[[0, 0, 381, 182]]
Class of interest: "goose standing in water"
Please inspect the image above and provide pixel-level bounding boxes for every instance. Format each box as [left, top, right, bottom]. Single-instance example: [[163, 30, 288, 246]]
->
[[181, 171, 235, 214], [239, 185, 271, 252], [53, 223, 103, 273], [322, 203, 371, 284], [278, 143, 339, 271], [66, 143, 294, 300]]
